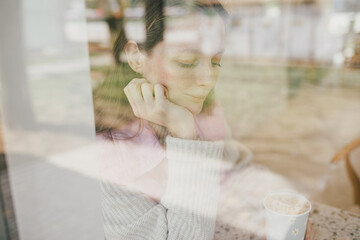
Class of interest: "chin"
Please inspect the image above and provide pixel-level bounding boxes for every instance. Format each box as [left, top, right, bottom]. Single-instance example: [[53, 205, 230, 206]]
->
[[188, 103, 204, 115]]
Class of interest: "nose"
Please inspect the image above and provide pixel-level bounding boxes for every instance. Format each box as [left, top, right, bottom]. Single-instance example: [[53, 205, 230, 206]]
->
[[195, 60, 217, 88]]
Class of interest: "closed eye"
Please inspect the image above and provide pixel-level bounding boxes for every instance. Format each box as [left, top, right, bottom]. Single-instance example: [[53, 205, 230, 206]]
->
[[176, 59, 199, 68], [211, 62, 222, 67], [211, 53, 223, 68]]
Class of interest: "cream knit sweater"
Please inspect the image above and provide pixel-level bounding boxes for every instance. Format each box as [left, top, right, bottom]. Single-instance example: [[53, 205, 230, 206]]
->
[[101, 135, 224, 240]]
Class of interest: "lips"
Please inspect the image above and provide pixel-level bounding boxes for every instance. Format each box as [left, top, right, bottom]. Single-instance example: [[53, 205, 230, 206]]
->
[[186, 94, 207, 101]]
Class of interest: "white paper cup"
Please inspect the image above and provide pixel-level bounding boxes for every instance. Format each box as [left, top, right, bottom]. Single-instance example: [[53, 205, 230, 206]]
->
[[263, 191, 312, 240]]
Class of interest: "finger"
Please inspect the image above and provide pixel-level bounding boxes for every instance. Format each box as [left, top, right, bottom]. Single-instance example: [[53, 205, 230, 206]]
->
[[124, 78, 147, 96], [154, 84, 167, 104], [124, 78, 147, 116], [129, 78, 148, 86], [129, 78, 150, 102], [126, 78, 148, 97], [124, 88, 142, 117], [141, 83, 154, 108], [126, 85, 143, 106]]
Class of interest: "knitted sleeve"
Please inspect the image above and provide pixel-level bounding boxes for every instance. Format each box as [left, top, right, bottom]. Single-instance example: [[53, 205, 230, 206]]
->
[[101, 136, 224, 240]]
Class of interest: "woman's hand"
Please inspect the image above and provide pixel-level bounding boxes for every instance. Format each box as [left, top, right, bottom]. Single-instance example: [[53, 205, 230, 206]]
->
[[124, 78, 197, 139]]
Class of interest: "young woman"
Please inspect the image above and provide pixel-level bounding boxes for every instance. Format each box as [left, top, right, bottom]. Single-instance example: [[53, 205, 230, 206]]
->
[[94, 1, 237, 239], [94, 1, 315, 239]]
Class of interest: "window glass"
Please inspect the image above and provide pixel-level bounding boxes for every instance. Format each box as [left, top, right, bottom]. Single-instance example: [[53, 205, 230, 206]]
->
[[1, 0, 360, 239]]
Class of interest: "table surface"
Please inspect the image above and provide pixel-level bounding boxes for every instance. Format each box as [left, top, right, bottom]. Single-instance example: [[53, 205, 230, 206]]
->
[[214, 164, 360, 240]]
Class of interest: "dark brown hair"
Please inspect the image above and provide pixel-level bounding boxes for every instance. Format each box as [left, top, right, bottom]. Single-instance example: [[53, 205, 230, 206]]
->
[[93, 0, 228, 138]]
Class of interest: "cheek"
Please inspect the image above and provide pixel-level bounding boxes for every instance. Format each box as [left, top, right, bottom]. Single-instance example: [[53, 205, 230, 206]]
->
[[162, 70, 195, 94], [147, 56, 192, 91], [157, 64, 184, 90], [158, 68, 172, 86], [146, 57, 172, 85]]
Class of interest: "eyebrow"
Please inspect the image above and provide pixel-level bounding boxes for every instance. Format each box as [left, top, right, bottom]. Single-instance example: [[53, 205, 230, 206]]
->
[[177, 48, 225, 56]]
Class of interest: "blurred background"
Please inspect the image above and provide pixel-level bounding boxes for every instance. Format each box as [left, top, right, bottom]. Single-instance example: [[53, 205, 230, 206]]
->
[[0, 0, 359, 239], [87, 0, 360, 211]]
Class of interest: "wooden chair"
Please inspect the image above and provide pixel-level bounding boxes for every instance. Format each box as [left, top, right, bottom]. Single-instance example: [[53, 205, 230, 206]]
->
[[331, 137, 360, 206]]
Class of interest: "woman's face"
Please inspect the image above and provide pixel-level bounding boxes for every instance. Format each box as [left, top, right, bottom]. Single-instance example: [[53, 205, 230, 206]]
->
[[142, 12, 226, 114]]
